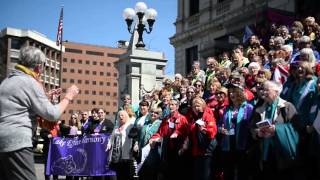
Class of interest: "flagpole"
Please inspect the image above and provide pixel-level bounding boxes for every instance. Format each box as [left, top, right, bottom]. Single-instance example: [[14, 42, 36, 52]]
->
[[59, 6, 63, 92]]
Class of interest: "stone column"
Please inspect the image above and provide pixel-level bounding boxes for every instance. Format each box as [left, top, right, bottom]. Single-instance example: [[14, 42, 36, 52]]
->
[[115, 31, 167, 105]]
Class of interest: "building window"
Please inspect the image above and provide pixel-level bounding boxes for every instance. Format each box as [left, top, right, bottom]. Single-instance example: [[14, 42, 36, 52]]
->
[[107, 72, 111, 76], [86, 51, 104, 56], [84, 100, 89, 104], [106, 112, 110, 115], [189, 0, 199, 16], [11, 38, 22, 49], [113, 82, 117, 87], [78, 79, 82, 84], [63, 68, 67, 72], [100, 62, 104, 66], [62, 88, 66, 93], [62, 78, 67, 83], [92, 71, 97, 75], [85, 70, 90, 75], [92, 101, 96, 105], [106, 82, 110, 86], [107, 63, 111, 67], [106, 92, 110, 96], [85, 90, 89, 94], [65, 48, 82, 54], [100, 72, 104, 76], [113, 102, 117, 106], [63, 58, 67, 62], [71, 59, 75, 63], [85, 60, 90, 65], [113, 92, 117, 97], [185, 45, 198, 75], [78, 69, 83, 74], [99, 101, 103, 105], [106, 102, 110, 106], [99, 81, 104, 86], [70, 79, 75, 83], [78, 59, 82, 64], [85, 80, 89, 84], [113, 73, 117, 77], [70, 69, 75, 73], [216, 0, 231, 15], [92, 91, 96, 95], [93, 61, 97, 65], [107, 53, 120, 58], [77, 100, 81, 104], [92, 81, 96, 85], [69, 110, 74, 114], [99, 91, 103, 95]]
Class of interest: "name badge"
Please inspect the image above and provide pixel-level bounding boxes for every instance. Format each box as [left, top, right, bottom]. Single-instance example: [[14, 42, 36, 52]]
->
[[195, 119, 205, 126], [310, 105, 317, 113], [169, 122, 175, 129], [228, 129, 235, 135]]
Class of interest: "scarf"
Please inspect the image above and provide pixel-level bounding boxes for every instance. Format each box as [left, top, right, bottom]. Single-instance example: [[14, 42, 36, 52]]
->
[[225, 101, 247, 150], [263, 98, 279, 160], [15, 64, 39, 80], [265, 98, 279, 122]]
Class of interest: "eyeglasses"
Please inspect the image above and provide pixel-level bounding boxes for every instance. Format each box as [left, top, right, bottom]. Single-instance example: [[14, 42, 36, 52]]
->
[[151, 111, 160, 115], [98, 111, 104, 114]]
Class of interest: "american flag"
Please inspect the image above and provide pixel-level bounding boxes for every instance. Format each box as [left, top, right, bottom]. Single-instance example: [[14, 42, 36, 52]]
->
[[273, 65, 289, 84], [56, 7, 63, 46]]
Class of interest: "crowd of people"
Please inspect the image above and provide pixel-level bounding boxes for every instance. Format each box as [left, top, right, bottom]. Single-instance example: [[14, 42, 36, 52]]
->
[[2, 15, 320, 180], [104, 16, 320, 180]]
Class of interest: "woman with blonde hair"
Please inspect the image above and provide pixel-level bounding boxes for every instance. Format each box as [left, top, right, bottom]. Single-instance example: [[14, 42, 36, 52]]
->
[[107, 110, 135, 180], [186, 97, 217, 180]]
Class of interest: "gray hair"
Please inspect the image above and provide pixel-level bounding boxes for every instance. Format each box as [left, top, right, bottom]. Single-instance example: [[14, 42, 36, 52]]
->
[[299, 36, 311, 44], [281, 45, 293, 53], [300, 48, 316, 64], [274, 36, 285, 45], [264, 80, 283, 94], [19, 46, 46, 68]]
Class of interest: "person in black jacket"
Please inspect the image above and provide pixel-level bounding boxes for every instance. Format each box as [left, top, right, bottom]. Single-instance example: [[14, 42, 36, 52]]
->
[[97, 108, 114, 134]]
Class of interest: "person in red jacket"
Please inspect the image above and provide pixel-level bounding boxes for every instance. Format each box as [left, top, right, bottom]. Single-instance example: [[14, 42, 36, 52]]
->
[[149, 99, 189, 180], [186, 97, 217, 180]]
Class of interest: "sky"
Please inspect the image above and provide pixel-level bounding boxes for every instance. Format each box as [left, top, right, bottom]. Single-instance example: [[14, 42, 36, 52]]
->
[[0, 0, 177, 75]]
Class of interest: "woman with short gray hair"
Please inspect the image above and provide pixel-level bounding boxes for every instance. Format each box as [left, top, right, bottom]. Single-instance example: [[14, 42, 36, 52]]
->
[[250, 80, 300, 179], [0, 46, 79, 180], [19, 46, 46, 68]]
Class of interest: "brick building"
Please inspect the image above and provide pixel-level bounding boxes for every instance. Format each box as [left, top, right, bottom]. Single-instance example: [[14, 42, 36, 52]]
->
[[61, 41, 126, 121], [0, 27, 61, 90]]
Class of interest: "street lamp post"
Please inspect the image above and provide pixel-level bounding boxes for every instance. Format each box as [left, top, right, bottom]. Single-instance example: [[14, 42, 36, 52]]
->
[[123, 2, 157, 49]]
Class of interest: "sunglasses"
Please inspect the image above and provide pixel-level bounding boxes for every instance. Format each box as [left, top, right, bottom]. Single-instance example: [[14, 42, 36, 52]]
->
[[151, 111, 160, 115]]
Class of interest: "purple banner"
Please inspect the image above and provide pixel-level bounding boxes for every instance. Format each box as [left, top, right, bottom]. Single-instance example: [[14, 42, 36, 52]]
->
[[46, 134, 116, 176]]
